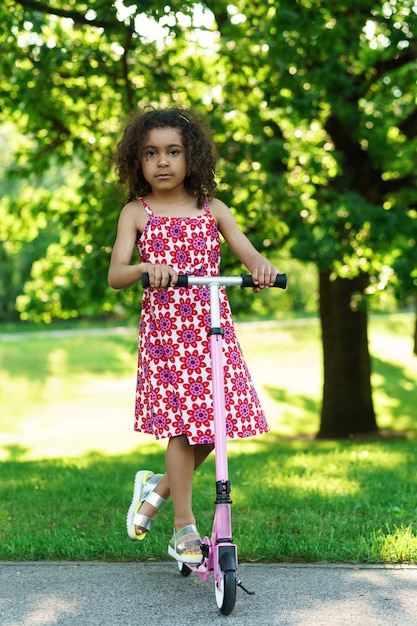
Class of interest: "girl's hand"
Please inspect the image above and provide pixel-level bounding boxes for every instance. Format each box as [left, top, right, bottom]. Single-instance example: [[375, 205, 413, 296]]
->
[[210, 200, 282, 294], [251, 261, 281, 293], [142, 263, 178, 289]]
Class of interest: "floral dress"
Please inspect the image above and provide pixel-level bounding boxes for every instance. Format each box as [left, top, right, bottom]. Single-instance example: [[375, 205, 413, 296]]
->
[[134, 198, 269, 445]]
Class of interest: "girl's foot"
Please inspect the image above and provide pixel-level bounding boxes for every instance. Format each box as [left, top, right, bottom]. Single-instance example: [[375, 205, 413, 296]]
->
[[168, 524, 202, 564], [126, 470, 166, 541], [134, 495, 163, 537]]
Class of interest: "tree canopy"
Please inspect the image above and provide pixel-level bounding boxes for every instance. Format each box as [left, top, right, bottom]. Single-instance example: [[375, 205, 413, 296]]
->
[[1, 0, 416, 435]]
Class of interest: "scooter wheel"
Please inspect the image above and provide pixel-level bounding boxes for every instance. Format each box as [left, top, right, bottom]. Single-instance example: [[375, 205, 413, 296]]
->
[[177, 561, 192, 577], [215, 569, 237, 615]]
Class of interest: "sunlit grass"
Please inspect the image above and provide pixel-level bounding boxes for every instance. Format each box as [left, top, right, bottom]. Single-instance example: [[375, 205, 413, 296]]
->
[[0, 330, 146, 460], [0, 313, 417, 562], [2, 313, 414, 461]]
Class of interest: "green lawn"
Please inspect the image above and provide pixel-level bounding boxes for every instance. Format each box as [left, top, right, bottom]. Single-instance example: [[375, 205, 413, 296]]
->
[[0, 313, 416, 563]]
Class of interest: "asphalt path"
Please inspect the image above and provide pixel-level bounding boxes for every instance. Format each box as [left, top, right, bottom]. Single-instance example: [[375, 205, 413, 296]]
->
[[1, 561, 417, 625]]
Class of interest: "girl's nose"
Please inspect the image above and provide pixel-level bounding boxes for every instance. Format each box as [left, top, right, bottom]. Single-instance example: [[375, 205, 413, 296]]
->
[[158, 153, 169, 166]]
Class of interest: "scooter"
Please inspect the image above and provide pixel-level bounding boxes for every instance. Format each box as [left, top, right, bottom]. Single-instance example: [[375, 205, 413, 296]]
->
[[143, 272, 287, 615]]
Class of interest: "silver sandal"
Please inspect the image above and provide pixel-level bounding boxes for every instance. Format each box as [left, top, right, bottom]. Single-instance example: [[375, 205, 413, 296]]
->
[[168, 524, 202, 564], [126, 470, 166, 541]]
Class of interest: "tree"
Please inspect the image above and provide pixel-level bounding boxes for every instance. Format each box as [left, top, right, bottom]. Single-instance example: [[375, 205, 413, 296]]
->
[[204, 0, 417, 436], [1, 0, 416, 436]]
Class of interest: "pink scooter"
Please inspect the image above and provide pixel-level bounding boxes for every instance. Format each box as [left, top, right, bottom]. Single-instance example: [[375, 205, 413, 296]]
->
[[143, 272, 287, 615]]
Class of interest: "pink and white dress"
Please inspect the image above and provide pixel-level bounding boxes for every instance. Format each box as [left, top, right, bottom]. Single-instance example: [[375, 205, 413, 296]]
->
[[134, 198, 269, 445]]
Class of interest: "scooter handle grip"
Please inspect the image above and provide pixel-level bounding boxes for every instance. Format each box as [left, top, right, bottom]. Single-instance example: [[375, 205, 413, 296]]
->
[[142, 273, 189, 288], [240, 273, 287, 289]]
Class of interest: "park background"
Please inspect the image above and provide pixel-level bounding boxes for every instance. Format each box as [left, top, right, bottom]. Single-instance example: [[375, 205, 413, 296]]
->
[[1, 0, 417, 562]]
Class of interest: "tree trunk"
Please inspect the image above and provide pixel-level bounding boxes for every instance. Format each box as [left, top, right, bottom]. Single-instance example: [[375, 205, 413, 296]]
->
[[317, 270, 378, 438]]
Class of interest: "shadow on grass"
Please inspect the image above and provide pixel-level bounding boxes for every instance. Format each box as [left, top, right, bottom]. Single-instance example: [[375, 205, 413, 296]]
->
[[371, 356, 417, 430], [228, 434, 417, 562], [1, 444, 31, 461], [2, 436, 417, 563], [0, 333, 137, 384], [262, 353, 417, 435], [263, 386, 320, 435]]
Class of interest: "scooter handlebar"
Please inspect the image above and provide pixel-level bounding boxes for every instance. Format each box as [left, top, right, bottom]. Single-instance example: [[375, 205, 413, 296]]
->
[[142, 272, 287, 289]]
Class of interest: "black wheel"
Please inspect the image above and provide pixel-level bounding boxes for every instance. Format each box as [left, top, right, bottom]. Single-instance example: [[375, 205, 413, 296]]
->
[[215, 569, 237, 616], [177, 561, 192, 577]]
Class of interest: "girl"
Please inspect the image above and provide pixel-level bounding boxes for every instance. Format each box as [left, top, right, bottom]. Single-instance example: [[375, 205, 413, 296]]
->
[[108, 107, 280, 564]]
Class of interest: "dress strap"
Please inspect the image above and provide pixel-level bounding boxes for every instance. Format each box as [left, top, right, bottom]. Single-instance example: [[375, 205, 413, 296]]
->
[[141, 196, 210, 215], [139, 197, 153, 216]]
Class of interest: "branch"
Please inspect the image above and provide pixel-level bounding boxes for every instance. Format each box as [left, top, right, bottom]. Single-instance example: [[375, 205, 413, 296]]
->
[[380, 173, 416, 195], [325, 113, 365, 164], [15, 0, 116, 29], [120, 20, 135, 111], [399, 109, 417, 139], [324, 112, 387, 201], [372, 47, 417, 82], [35, 114, 71, 157], [202, 0, 229, 32]]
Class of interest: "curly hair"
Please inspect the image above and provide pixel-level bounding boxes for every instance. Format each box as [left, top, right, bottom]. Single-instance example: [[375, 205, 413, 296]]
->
[[114, 107, 218, 208]]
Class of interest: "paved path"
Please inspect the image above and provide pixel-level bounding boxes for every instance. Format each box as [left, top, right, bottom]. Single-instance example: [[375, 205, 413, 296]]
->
[[1, 561, 417, 625]]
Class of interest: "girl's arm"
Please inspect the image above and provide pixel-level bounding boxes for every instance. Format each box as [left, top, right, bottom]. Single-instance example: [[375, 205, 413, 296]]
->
[[108, 203, 178, 289], [210, 198, 280, 291]]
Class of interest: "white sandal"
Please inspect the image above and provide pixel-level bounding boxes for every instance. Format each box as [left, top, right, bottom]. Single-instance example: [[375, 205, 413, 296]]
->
[[126, 470, 166, 541], [168, 524, 202, 564]]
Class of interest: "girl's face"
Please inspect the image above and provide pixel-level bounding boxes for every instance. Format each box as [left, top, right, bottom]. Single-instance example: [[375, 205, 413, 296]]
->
[[140, 126, 187, 193]]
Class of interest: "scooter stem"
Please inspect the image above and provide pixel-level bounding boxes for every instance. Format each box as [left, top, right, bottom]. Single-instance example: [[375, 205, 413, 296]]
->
[[208, 283, 232, 538]]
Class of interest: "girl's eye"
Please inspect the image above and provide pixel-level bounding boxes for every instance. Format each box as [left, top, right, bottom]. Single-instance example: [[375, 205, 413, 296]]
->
[[142, 148, 182, 159]]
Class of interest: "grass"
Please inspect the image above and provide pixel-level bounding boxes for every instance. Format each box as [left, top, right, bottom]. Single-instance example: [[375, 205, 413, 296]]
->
[[0, 313, 417, 563]]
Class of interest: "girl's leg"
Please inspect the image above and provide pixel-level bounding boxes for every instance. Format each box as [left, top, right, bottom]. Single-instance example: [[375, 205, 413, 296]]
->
[[194, 441, 215, 469], [166, 435, 195, 531], [166, 434, 210, 556], [134, 438, 213, 536]]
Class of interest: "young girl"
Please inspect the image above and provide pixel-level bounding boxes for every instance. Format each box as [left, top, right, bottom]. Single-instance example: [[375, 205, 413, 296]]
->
[[108, 107, 280, 564]]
